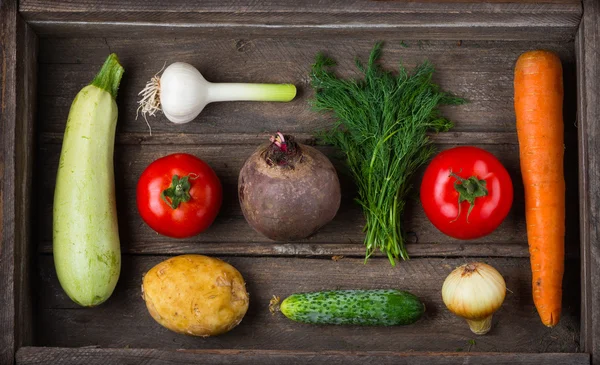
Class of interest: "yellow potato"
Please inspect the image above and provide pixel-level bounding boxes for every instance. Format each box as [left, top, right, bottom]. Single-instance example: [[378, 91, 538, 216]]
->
[[141, 255, 249, 336]]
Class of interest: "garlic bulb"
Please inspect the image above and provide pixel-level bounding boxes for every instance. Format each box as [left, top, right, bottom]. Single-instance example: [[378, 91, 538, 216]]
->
[[441, 262, 506, 335], [137, 62, 296, 127], [160, 62, 210, 124]]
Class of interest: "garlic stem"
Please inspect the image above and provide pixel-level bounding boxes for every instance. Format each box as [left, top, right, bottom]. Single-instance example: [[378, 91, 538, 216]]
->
[[465, 316, 493, 335], [138, 62, 297, 126], [207, 82, 297, 103]]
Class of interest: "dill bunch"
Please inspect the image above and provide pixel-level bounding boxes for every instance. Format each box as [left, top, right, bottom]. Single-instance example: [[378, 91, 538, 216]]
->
[[311, 42, 464, 266]]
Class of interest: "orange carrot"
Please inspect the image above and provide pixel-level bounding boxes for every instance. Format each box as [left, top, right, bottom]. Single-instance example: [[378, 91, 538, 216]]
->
[[514, 50, 565, 327]]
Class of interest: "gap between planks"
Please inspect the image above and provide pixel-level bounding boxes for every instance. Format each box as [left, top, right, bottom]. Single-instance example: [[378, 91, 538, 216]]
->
[[36, 241, 531, 258], [24, 22, 580, 41], [39, 131, 519, 146]]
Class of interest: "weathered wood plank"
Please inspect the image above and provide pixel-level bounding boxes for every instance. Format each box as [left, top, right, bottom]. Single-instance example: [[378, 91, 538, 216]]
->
[[13, 16, 37, 359], [0, 1, 37, 364], [26, 22, 581, 42], [34, 255, 581, 353], [0, 1, 18, 362], [18, 0, 583, 14], [20, 1, 582, 20], [32, 37, 581, 256], [576, 0, 600, 360], [35, 38, 576, 135], [15, 347, 591, 365], [34, 140, 581, 259], [24, 7, 585, 361], [20, 1, 582, 41], [39, 131, 520, 146], [33, 143, 531, 251], [39, 241, 531, 258]]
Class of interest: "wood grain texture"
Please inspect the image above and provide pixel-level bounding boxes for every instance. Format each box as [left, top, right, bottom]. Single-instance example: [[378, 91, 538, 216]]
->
[[20, 5, 586, 359], [0, 1, 18, 362], [32, 142, 579, 259], [15, 347, 590, 365], [34, 255, 581, 353], [39, 242, 530, 258], [20, 1, 582, 41], [28, 22, 583, 42], [36, 38, 576, 135], [576, 0, 600, 360], [39, 131, 520, 146], [33, 143, 526, 248], [19, 1, 582, 19], [18, 0, 582, 12], [32, 37, 581, 259], [0, 1, 37, 364], [13, 15, 37, 361]]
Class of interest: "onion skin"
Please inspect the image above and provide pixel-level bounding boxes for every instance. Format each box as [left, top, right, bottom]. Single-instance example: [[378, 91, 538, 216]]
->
[[238, 138, 341, 241], [441, 262, 506, 335]]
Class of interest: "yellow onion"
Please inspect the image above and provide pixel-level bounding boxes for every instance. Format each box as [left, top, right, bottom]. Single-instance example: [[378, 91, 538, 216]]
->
[[441, 262, 506, 335]]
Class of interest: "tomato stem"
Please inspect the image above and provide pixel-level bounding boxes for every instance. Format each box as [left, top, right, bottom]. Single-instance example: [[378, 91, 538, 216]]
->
[[161, 175, 192, 209], [449, 171, 488, 222]]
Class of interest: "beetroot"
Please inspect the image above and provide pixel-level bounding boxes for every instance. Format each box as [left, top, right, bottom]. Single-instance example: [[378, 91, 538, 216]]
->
[[238, 133, 341, 241]]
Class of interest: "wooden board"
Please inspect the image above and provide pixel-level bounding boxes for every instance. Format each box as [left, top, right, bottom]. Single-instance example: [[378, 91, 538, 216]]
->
[[0, 1, 19, 362], [12, 16, 37, 362], [20, 0, 582, 41], [34, 255, 582, 353], [0, 0, 592, 363], [32, 142, 580, 259], [0, 1, 37, 364], [26, 26, 584, 358], [32, 37, 581, 260], [576, 0, 600, 361], [36, 38, 576, 135], [15, 347, 591, 365]]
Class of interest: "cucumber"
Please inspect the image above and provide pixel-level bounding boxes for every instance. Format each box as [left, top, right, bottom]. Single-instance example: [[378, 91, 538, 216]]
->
[[279, 289, 424, 326], [53, 54, 124, 307]]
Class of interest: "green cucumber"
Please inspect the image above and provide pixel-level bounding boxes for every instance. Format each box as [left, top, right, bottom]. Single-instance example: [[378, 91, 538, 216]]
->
[[279, 289, 425, 326]]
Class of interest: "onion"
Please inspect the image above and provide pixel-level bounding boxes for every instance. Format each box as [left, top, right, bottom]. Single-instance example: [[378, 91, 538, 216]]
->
[[441, 262, 506, 335]]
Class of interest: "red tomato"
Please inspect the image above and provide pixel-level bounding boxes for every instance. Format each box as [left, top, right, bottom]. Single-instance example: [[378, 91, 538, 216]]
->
[[420, 146, 513, 240], [136, 153, 222, 238]]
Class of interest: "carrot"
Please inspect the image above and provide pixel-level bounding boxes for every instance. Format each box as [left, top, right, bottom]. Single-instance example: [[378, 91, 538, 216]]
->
[[514, 50, 565, 327]]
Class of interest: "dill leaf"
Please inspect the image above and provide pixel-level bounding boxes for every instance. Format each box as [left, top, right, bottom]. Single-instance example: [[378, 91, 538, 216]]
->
[[310, 42, 464, 266]]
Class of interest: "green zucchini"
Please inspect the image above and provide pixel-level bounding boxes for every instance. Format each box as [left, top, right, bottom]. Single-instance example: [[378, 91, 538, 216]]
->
[[53, 54, 123, 307], [279, 289, 425, 326]]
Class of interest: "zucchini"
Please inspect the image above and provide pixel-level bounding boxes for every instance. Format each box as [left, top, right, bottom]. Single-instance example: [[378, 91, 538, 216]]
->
[[53, 54, 124, 307], [279, 289, 424, 326]]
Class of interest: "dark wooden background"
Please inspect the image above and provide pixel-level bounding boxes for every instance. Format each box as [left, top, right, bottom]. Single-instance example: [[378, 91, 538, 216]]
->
[[29, 33, 583, 352], [1, 0, 599, 364]]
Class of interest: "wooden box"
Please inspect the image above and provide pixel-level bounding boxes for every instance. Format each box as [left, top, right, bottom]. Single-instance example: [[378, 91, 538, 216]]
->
[[1, 0, 599, 364]]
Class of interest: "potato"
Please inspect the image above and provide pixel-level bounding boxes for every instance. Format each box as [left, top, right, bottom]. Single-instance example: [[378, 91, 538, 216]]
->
[[141, 255, 249, 336]]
